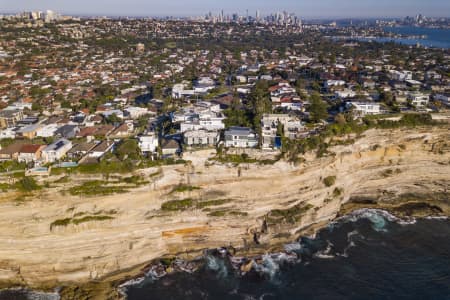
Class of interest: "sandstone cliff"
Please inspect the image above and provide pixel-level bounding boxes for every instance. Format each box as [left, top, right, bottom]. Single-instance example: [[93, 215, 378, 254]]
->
[[0, 128, 448, 292]]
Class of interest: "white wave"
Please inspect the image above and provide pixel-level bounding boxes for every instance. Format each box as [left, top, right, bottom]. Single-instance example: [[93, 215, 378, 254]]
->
[[335, 208, 418, 231], [425, 216, 448, 220], [314, 240, 336, 259], [347, 229, 360, 240], [205, 254, 228, 278], [339, 241, 356, 258], [259, 293, 276, 300], [284, 242, 302, 253], [253, 254, 281, 280], [0, 289, 60, 300]]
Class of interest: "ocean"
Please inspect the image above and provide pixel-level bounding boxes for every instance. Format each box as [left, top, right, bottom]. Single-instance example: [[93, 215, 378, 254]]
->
[[383, 26, 450, 49], [125, 209, 450, 300], [1, 210, 448, 300]]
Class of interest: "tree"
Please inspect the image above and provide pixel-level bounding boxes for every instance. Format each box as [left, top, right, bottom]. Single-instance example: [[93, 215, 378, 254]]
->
[[334, 113, 346, 125], [115, 139, 141, 161], [309, 93, 328, 123]]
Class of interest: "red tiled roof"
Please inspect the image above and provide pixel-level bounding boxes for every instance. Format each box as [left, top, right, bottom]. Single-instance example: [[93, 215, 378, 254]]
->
[[19, 144, 43, 154]]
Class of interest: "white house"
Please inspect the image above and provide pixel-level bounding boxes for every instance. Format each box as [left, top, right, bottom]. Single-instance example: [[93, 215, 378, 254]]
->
[[42, 138, 73, 163], [325, 80, 346, 89], [224, 127, 259, 148], [407, 92, 429, 107], [125, 106, 149, 119], [389, 70, 413, 81], [261, 114, 304, 150], [36, 124, 59, 138], [184, 130, 219, 147], [193, 77, 216, 94], [138, 133, 159, 153], [236, 75, 247, 83], [346, 102, 381, 117], [335, 89, 356, 99], [0, 127, 16, 139], [172, 83, 195, 99]]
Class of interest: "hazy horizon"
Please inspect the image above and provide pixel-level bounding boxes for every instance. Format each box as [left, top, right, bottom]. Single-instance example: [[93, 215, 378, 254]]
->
[[1, 0, 449, 19]]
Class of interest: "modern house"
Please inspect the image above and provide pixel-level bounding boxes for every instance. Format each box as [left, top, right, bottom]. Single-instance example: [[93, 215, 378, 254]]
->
[[407, 92, 430, 107], [224, 127, 259, 148], [42, 138, 73, 163], [138, 133, 159, 153], [346, 101, 381, 117], [261, 114, 304, 150], [184, 130, 219, 147]]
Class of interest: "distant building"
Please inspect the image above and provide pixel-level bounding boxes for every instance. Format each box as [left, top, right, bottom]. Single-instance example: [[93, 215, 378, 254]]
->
[[224, 127, 259, 148]]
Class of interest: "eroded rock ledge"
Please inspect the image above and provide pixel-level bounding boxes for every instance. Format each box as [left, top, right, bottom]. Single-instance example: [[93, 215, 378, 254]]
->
[[0, 127, 449, 298]]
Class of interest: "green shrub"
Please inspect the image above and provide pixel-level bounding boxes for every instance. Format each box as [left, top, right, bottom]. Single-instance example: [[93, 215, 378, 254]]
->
[[50, 215, 114, 230], [161, 198, 196, 211], [15, 177, 41, 192], [170, 184, 201, 194], [68, 181, 128, 196], [323, 176, 336, 187]]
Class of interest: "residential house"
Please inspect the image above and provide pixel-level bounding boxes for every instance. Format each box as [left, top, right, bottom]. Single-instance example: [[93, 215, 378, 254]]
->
[[172, 83, 195, 99], [110, 122, 134, 138], [67, 142, 97, 160], [407, 92, 430, 107], [124, 106, 149, 119], [42, 138, 73, 163], [0, 127, 16, 139], [160, 139, 181, 157], [0, 142, 25, 161], [261, 114, 304, 150], [88, 140, 115, 158], [0, 109, 23, 129], [18, 144, 45, 163], [346, 101, 381, 117], [193, 77, 216, 94], [184, 130, 219, 147], [224, 127, 259, 148], [36, 123, 59, 137], [138, 133, 159, 153], [55, 124, 80, 139], [16, 123, 41, 139], [435, 93, 450, 107]]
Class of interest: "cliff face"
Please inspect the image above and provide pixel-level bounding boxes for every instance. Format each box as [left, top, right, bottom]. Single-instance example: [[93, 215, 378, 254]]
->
[[0, 128, 449, 288]]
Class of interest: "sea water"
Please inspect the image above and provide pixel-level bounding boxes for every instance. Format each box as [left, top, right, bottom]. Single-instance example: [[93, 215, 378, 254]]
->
[[125, 209, 450, 300]]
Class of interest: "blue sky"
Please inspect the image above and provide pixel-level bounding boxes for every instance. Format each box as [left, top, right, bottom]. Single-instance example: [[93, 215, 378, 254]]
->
[[2, 0, 449, 18]]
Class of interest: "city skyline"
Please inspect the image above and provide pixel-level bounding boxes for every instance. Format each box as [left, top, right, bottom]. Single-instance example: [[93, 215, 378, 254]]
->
[[2, 0, 450, 18]]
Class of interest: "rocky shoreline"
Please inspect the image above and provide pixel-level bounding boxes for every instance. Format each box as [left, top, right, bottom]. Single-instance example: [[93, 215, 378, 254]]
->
[[0, 127, 449, 299], [0, 192, 449, 300]]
